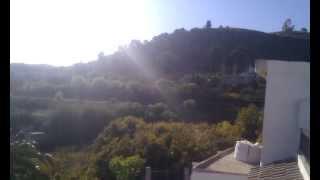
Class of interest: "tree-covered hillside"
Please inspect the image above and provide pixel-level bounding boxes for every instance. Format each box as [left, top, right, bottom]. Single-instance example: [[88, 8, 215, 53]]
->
[[10, 25, 309, 180], [11, 26, 309, 81]]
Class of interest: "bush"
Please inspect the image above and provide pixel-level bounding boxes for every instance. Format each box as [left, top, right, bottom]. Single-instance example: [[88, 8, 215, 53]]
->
[[11, 142, 49, 180], [109, 155, 145, 180], [235, 104, 262, 141]]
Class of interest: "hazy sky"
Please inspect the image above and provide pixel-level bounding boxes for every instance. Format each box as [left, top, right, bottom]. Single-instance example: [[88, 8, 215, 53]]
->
[[10, 0, 310, 66]]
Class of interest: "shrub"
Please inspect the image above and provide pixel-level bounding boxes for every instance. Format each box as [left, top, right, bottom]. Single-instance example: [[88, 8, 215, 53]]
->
[[235, 104, 262, 141], [109, 155, 144, 180]]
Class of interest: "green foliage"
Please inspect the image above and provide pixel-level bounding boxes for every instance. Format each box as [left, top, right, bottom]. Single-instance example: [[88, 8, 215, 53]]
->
[[11, 112, 256, 179], [235, 104, 263, 141], [205, 20, 212, 29], [213, 121, 242, 149], [91, 116, 238, 175], [214, 121, 241, 139], [145, 102, 169, 122], [11, 142, 49, 180], [11, 26, 309, 100], [11, 25, 307, 179], [301, 27, 308, 32], [12, 25, 305, 127], [39, 105, 111, 150], [282, 18, 295, 32], [256, 133, 263, 143], [109, 155, 144, 180]]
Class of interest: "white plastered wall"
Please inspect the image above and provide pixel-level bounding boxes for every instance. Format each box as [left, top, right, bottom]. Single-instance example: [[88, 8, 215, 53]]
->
[[260, 60, 309, 165]]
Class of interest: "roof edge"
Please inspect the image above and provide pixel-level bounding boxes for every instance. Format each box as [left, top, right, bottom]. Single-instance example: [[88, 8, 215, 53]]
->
[[193, 147, 234, 169]]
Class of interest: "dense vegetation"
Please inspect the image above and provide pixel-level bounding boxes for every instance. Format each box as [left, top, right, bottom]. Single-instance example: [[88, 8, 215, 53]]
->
[[12, 112, 261, 180], [10, 22, 309, 180]]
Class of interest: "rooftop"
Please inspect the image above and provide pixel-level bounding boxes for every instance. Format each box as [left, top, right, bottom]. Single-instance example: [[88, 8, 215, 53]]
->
[[206, 151, 255, 174], [248, 159, 303, 180], [193, 147, 255, 175]]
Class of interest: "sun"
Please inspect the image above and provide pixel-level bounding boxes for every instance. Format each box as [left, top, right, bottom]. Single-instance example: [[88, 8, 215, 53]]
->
[[10, 0, 156, 66]]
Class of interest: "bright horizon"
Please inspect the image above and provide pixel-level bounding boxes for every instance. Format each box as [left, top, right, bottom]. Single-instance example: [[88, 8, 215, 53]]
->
[[10, 0, 310, 66]]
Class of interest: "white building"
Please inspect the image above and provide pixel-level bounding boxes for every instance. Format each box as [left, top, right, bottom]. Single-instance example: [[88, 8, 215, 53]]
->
[[253, 59, 309, 180], [191, 59, 310, 180]]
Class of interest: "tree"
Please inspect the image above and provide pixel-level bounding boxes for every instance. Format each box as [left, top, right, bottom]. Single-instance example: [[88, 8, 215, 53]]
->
[[214, 121, 241, 149], [145, 102, 168, 122], [144, 143, 171, 169], [227, 48, 252, 74], [11, 141, 50, 180], [301, 27, 308, 32], [109, 155, 144, 180], [205, 20, 212, 29], [215, 121, 241, 139], [235, 104, 262, 141], [209, 47, 225, 72], [282, 18, 295, 32]]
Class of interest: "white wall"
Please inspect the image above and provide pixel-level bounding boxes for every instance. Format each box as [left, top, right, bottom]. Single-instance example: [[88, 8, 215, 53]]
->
[[298, 154, 310, 180], [191, 171, 247, 180], [298, 98, 310, 133], [260, 60, 310, 165]]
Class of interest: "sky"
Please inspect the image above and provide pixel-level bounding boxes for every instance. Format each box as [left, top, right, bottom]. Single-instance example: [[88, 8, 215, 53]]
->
[[10, 0, 310, 66]]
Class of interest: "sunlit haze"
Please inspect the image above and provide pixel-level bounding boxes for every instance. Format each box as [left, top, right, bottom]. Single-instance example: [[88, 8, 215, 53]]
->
[[11, 0, 309, 66]]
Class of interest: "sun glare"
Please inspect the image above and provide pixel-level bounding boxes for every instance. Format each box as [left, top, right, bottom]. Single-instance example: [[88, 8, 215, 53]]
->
[[10, 0, 156, 66]]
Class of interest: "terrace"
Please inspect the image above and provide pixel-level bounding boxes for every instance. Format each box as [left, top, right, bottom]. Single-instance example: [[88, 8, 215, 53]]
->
[[191, 148, 255, 180]]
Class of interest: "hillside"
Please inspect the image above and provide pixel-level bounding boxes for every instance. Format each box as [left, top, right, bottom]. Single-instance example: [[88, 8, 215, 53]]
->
[[10, 25, 309, 141], [11, 27, 309, 99], [271, 30, 310, 40], [11, 27, 309, 80], [10, 27, 309, 179]]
